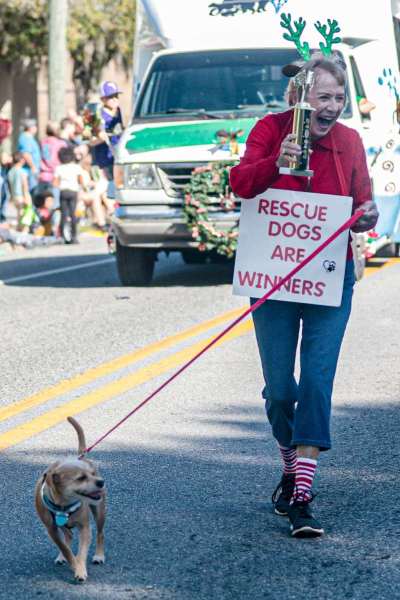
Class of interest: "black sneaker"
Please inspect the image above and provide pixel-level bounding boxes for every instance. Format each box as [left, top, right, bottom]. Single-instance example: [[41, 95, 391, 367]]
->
[[288, 494, 324, 538], [271, 473, 295, 516]]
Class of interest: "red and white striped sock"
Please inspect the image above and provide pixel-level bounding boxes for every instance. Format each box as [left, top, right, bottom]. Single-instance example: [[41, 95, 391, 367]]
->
[[278, 444, 297, 475], [292, 457, 317, 503]]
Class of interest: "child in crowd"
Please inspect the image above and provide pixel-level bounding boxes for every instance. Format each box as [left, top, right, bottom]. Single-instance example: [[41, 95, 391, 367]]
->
[[32, 183, 55, 236], [53, 146, 84, 244], [7, 151, 36, 232], [91, 81, 124, 200]]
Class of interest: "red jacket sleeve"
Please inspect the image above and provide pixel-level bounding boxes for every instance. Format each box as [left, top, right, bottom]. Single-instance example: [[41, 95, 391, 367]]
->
[[230, 116, 285, 199], [351, 131, 372, 208]]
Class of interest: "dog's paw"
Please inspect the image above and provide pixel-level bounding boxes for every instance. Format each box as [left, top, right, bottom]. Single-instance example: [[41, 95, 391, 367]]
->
[[74, 566, 88, 582], [92, 553, 105, 565], [55, 553, 67, 565]]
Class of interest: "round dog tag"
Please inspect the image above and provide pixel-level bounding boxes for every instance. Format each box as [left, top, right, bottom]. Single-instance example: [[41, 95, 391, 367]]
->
[[55, 513, 69, 527]]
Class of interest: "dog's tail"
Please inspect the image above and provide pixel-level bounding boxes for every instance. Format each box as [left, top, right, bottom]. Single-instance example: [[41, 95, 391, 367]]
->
[[67, 416, 87, 455]]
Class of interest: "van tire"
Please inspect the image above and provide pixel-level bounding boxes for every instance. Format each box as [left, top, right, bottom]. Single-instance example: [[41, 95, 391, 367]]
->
[[116, 241, 155, 285]]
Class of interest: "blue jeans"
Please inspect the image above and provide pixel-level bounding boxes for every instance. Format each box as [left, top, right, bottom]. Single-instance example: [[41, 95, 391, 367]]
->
[[28, 171, 38, 193], [250, 260, 355, 451]]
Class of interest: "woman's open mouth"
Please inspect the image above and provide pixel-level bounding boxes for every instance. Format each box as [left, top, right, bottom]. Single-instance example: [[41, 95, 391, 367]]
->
[[316, 116, 335, 129]]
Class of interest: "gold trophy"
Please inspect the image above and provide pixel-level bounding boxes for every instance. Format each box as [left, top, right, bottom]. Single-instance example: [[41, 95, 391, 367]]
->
[[279, 69, 315, 178]]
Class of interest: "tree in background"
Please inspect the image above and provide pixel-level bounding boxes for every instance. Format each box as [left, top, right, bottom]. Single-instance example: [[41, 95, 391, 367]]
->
[[0, 0, 135, 108], [0, 0, 47, 70], [0, 0, 47, 142], [68, 0, 136, 108]]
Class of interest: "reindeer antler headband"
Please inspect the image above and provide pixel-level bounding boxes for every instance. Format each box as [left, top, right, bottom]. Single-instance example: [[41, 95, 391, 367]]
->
[[280, 13, 341, 61]]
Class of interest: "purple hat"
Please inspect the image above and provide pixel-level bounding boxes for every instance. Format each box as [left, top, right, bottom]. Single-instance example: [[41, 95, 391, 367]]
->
[[99, 81, 123, 98]]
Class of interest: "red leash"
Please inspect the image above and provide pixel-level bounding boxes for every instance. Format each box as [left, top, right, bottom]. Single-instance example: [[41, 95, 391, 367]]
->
[[81, 210, 364, 456]]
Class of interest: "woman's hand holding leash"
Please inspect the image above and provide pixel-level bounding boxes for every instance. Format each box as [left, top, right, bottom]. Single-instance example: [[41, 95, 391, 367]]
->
[[351, 200, 379, 233]]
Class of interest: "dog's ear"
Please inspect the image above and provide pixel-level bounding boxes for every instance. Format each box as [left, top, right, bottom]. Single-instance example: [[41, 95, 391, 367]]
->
[[52, 472, 61, 485], [44, 462, 61, 488]]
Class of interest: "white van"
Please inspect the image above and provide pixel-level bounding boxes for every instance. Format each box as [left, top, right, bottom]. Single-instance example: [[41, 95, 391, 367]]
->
[[112, 0, 400, 285]]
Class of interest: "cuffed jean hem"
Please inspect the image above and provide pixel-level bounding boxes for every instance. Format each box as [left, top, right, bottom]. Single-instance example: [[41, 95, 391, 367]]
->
[[291, 437, 331, 451]]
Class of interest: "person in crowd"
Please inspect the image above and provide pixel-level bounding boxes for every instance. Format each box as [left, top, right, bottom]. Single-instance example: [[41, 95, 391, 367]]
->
[[0, 151, 12, 223], [91, 81, 124, 201], [230, 55, 379, 538], [0, 117, 12, 156], [0, 117, 13, 221], [66, 108, 85, 145], [7, 151, 36, 232], [53, 146, 84, 244], [39, 121, 67, 185], [39, 121, 68, 216], [100, 185, 115, 219], [0, 221, 60, 249], [76, 144, 109, 231], [17, 118, 41, 192], [32, 185, 56, 237], [59, 117, 78, 147]]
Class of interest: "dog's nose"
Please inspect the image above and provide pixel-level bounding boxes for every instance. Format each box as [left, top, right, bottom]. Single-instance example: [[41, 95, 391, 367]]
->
[[96, 479, 105, 488]]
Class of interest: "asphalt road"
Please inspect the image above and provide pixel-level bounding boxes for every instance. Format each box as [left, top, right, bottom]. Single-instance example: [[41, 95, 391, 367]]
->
[[0, 233, 399, 600]]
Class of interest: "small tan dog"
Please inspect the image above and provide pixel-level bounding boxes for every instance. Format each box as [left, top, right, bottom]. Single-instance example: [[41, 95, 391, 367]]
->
[[35, 416, 106, 582]]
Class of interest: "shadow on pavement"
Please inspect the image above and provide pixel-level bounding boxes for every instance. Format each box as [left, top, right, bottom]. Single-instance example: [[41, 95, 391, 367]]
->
[[1, 401, 399, 599], [0, 252, 235, 289]]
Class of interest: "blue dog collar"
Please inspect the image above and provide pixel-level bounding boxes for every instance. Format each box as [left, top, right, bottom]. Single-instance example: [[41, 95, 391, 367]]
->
[[40, 484, 82, 527]]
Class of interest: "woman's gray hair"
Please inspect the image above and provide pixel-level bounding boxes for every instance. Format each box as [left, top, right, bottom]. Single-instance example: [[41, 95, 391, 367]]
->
[[302, 51, 347, 87], [284, 51, 348, 107]]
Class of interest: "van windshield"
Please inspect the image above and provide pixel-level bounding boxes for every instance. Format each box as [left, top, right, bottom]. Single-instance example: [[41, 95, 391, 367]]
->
[[135, 49, 352, 120]]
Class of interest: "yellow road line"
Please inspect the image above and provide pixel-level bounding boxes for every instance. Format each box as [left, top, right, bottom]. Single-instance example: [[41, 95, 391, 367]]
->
[[0, 306, 245, 423], [364, 266, 381, 276], [364, 256, 400, 276], [2, 254, 398, 437], [0, 320, 252, 451], [380, 257, 400, 270]]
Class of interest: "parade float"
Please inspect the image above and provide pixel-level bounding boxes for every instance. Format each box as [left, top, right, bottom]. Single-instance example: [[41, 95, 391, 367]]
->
[[111, 0, 400, 285]]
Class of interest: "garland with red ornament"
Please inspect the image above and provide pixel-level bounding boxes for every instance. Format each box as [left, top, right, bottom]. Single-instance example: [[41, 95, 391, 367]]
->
[[183, 162, 239, 258]]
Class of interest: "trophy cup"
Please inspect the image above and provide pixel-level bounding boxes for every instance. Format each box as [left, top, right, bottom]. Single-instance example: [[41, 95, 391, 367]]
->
[[280, 69, 315, 177]]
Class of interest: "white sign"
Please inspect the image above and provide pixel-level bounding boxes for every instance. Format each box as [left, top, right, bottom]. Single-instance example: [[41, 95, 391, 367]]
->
[[233, 189, 353, 307]]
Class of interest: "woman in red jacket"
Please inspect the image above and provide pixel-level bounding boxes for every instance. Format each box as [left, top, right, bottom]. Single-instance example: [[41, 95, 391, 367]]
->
[[230, 55, 378, 538]]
